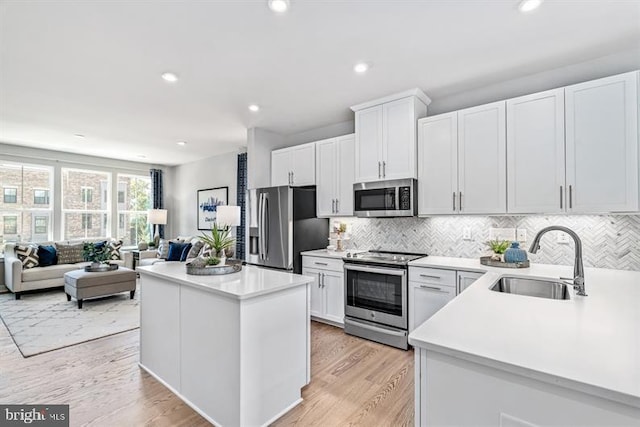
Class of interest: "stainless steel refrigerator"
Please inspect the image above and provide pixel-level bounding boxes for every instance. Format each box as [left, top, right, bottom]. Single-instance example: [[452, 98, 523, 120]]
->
[[246, 186, 328, 273]]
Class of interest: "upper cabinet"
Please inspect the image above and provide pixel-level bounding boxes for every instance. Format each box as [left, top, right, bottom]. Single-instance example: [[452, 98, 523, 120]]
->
[[506, 89, 566, 214], [418, 101, 507, 215], [271, 142, 316, 187], [352, 90, 430, 183], [316, 134, 355, 217], [565, 71, 638, 213]]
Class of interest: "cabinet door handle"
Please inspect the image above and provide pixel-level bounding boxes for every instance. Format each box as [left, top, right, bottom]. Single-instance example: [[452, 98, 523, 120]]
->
[[419, 285, 447, 293], [291, 171, 294, 185], [382, 161, 386, 178], [453, 192, 456, 211], [459, 192, 463, 211], [569, 185, 573, 209], [336, 199, 339, 213], [321, 273, 325, 288], [315, 262, 328, 266], [378, 161, 381, 178], [419, 274, 441, 279], [560, 186, 563, 209], [317, 272, 321, 288], [332, 199, 335, 213]]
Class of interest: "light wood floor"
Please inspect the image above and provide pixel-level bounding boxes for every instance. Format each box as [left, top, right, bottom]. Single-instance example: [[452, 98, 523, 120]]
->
[[0, 320, 414, 426]]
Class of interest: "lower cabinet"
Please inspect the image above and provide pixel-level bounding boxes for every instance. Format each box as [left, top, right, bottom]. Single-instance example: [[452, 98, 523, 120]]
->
[[302, 256, 345, 326], [409, 267, 483, 333]]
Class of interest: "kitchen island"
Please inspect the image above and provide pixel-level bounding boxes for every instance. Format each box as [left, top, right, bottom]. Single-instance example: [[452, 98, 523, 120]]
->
[[137, 262, 313, 427], [408, 257, 640, 426]]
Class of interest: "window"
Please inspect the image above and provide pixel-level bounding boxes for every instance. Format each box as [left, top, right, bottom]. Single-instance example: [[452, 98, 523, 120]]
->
[[81, 213, 92, 229], [62, 168, 110, 239], [4, 187, 17, 203], [81, 187, 93, 203], [33, 189, 49, 205], [116, 174, 151, 246], [34, 216, 48, 234], [0, 163, 54, 252], [3, 216, 17, 234]]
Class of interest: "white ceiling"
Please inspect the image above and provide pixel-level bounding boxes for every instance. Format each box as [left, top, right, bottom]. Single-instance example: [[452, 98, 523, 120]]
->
[[1, 0, 639, 166]]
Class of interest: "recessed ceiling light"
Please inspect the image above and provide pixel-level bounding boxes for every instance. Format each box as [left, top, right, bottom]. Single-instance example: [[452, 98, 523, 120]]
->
[[268, 0, 289, 13], [518, 0, 543, 13], [177, 141, 187, 146], [161, 72, 178, 83], [248, 104, 260, 112], [137, 155, 146, 159], [354, 62, 370, 74], [74, 134, 85, 138]]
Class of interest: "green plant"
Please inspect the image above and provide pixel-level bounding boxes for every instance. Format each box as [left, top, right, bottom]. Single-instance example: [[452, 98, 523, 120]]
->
[[83, 242, 110, 263], [200, 223, 235, 257], [206, 257, 220, 266], [486, 240, 510, 254]]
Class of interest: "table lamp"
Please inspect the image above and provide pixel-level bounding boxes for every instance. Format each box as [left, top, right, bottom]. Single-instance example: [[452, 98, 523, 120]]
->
[[216, 205, 241, 229], [148, 209, 168, 246]]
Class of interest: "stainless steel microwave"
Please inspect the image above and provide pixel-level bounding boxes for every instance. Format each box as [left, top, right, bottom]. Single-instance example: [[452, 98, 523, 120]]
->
[[353, 179, 417, 217]]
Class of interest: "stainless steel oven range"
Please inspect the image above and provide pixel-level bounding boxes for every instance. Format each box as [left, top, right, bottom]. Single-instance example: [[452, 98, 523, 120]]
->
[[343, 250, 427, 350]]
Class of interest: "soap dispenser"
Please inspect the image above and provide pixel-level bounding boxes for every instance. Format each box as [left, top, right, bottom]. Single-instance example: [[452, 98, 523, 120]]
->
[[504, 241, 528, 263]]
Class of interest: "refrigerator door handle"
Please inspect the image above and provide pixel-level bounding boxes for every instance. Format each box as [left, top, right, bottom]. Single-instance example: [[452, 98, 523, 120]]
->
[[258, 193, 264, 260], [263, 195, 270, 259]]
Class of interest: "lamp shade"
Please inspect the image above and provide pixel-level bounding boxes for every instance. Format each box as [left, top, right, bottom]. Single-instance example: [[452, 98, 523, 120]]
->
[[216, 205, 241, 227], [148, 209, 168, 225]]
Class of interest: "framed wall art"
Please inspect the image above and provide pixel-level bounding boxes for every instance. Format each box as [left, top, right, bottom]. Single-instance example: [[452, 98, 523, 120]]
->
[[197, 186, 228, 230]]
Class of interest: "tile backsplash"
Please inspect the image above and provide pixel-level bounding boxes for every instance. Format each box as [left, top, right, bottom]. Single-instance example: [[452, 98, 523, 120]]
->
[[335, 215, 640, 271]]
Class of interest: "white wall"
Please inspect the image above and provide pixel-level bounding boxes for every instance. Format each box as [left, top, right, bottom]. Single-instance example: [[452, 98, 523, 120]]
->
[[167, 150, 239, 238]]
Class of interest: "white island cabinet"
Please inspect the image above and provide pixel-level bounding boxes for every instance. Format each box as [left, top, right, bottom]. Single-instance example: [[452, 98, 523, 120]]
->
[[408, 257, 640, 426], [137, 263, 313, 427]]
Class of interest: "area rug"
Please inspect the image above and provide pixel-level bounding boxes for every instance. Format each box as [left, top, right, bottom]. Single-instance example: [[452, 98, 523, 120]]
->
[[0, 287, 139, 357]]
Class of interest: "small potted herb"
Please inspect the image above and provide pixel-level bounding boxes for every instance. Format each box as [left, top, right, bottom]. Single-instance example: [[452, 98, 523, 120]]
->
[[83, 242, 110, 268], [486, 240, 510, 262], [199, 223, 235, 265]]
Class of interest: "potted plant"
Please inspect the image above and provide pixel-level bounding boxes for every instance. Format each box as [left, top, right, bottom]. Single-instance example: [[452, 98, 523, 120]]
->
[[199, 223, 235, 265], [83, 242, 110, 268], [486, 240, 510, 262]]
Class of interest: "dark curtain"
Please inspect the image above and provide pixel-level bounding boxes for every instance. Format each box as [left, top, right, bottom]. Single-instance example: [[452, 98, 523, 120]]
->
[[236, 153, 247, 260], [150, 168, 165, 239]]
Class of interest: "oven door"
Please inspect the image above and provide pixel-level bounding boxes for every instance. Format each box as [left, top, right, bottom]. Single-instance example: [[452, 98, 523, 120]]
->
[[344, 264, 407, 329]]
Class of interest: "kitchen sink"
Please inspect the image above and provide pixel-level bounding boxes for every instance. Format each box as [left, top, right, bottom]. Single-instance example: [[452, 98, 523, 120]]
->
[[490, 277, 571, 300]]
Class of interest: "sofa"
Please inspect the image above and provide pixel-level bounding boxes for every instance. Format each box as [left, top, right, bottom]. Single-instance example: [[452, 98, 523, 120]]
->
[[4, 238, 129, 299], [136, 236, 205, 268]]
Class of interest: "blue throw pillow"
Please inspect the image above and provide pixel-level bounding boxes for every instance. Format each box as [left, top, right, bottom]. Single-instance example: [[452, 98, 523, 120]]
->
[[180, 243, 192, 262], [167, 242, 191, 262], [37, 245, 58, 267]]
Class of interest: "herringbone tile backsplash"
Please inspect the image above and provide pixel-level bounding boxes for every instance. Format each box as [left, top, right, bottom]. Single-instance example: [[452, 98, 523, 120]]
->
[[337, 215, 640, 271]]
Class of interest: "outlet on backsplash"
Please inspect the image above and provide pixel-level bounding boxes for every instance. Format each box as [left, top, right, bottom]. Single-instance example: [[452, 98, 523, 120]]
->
[[516, 229, 527, 243], [463, 227, 472, 240], [556, 231, 571, 245], [489, 228, 516, 241]]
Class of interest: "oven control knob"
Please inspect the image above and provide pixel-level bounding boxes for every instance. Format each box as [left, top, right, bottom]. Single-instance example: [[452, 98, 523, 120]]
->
[[370, 312, 375, 318], [392, 255, 398, 260], [400, 256, 406, 262]]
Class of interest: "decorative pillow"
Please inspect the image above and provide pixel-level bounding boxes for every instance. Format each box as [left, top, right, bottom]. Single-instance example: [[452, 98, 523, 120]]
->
[[37, 245, 58, 267], [107, 240, 123, 260], [167, 242, 191, 262], [158, 238, 179, 259], [201, 244, 213, 258], [187, 240, 204, 259], [56, 242, 85, 264], [15, 244, 39, 269]]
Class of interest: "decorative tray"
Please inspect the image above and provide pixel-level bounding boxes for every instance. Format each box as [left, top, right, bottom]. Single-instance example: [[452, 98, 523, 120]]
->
[[480, 256, 530, 269], [85, 264, 119, 272], [186, 259, 243, 276]]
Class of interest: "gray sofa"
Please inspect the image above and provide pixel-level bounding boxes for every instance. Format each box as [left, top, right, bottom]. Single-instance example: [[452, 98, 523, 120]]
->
[[3, 239, 128, 299]]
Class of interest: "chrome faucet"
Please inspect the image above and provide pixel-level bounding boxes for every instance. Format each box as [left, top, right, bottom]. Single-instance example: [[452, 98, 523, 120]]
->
[[529, 226, 587, 296]]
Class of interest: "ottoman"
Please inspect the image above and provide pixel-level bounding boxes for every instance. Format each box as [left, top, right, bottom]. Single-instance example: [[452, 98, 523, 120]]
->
[[64, 267, 137, 309]]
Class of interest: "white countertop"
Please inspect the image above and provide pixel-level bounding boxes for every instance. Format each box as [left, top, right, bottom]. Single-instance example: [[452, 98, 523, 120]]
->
[[408, 256, 640, 408], [137, 262, 313, 300], [300, 249, 366, 259]]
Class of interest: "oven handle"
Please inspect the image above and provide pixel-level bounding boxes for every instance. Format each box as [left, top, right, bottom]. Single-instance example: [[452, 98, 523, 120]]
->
[[344, 264, 406, 276]]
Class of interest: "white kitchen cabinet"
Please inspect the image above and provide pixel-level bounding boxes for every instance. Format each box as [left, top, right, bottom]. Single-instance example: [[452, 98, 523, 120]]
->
[[271, 142, 316, 186], [302, 256, 345, 326], [565, 71, 639, 213], [408, 267, 456, 333], [458, 101, 507, 214], [316, 134, 355, 217], [418, 112, 458, 215], [353, 90, 429, 183], [456, 270, 483, 294], [507, 89, 566, 214], [418, 101, 507, 215]]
